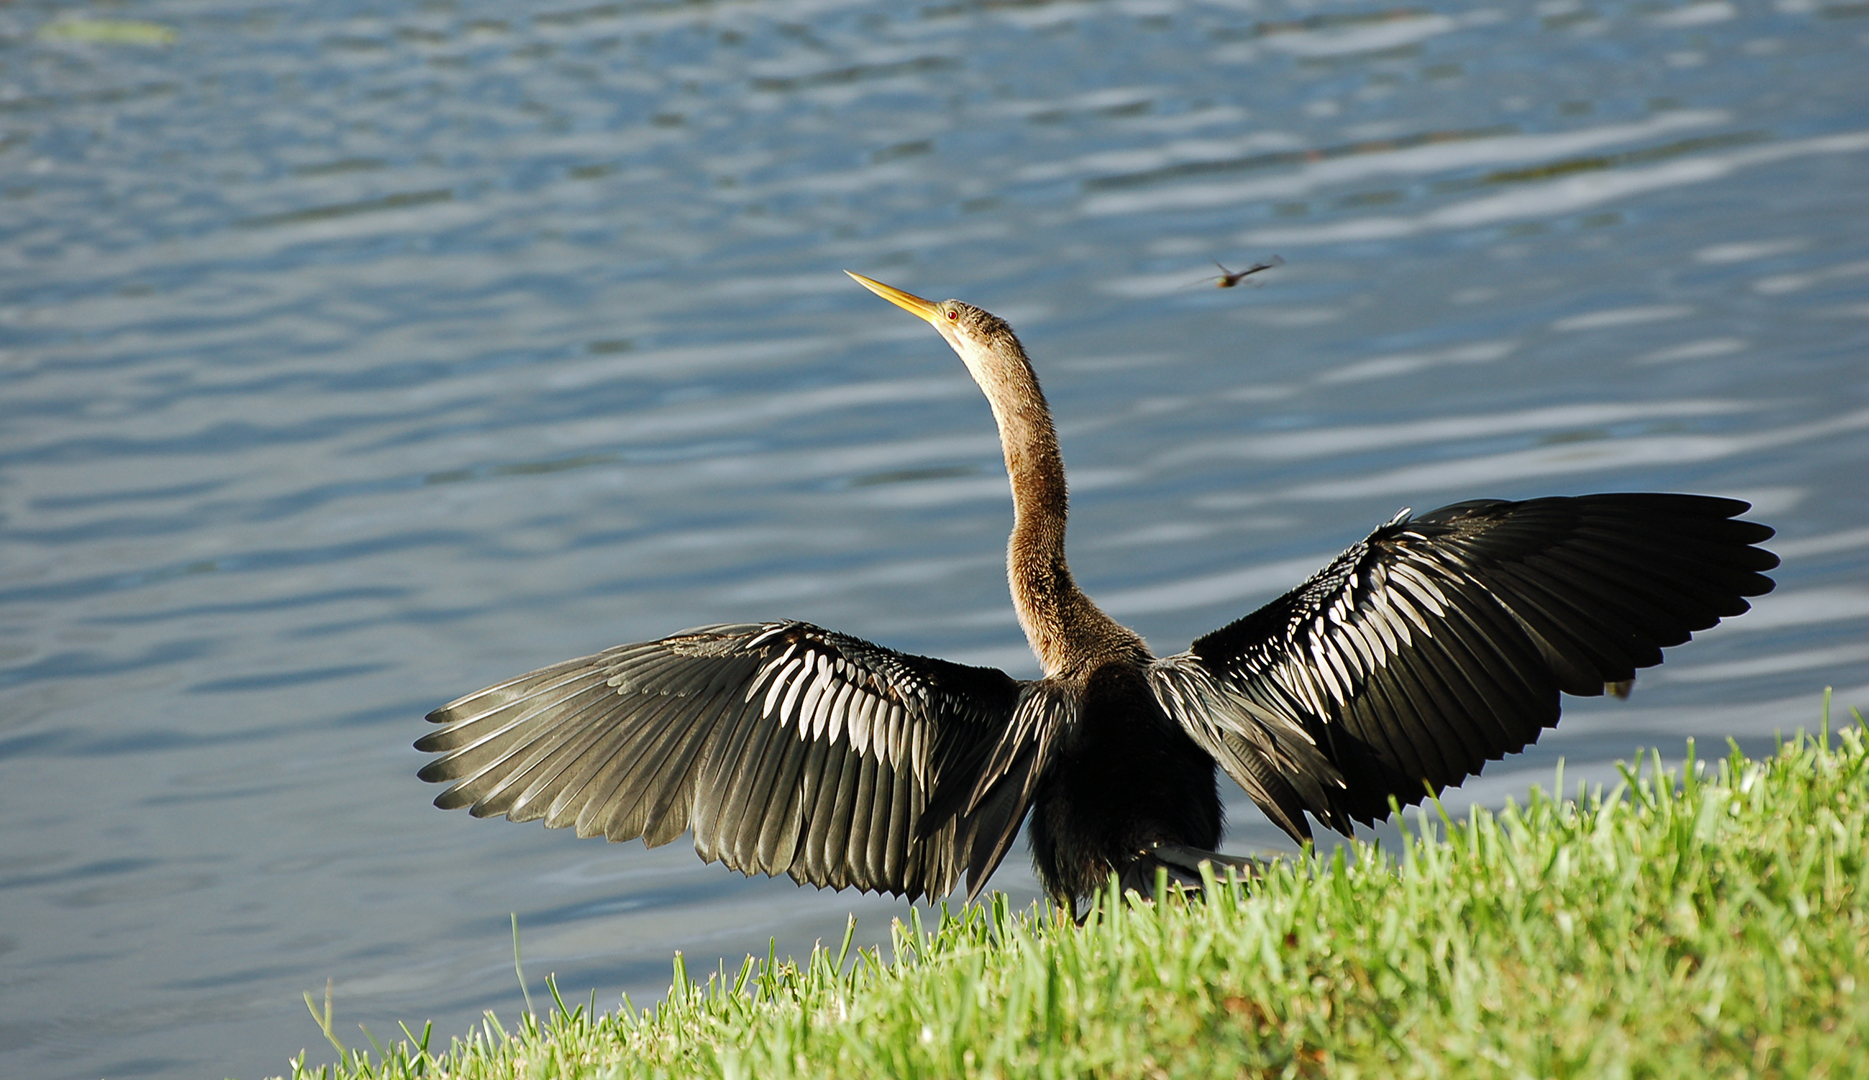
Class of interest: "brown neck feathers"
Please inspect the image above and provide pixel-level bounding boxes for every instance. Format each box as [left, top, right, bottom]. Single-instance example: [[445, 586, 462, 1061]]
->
[[982, 348, 1132, 676]]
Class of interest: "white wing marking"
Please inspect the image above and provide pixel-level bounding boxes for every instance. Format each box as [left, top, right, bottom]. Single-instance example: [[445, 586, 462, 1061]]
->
[[764, 654, 805, 721], [778, 651, 816, 728], [796, 655, 831, 737]]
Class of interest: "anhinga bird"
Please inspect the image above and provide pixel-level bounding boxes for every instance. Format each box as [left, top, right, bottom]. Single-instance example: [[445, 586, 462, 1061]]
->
[[416, 272, 1778, 912]]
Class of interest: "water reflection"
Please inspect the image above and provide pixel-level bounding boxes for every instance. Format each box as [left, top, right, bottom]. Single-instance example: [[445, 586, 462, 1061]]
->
[[2, 2, 1866, 1079]]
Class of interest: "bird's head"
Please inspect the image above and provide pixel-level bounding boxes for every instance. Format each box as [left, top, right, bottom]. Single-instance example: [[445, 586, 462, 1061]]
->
[[846, 271, 1027, 394]]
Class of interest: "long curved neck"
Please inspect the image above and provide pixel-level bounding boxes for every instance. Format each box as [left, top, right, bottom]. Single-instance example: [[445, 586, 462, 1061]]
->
[[978, 348, 1130, 676]]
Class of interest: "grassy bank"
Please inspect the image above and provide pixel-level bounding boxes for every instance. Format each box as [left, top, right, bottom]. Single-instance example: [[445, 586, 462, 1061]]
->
[[280, 705, 1868, 1079]]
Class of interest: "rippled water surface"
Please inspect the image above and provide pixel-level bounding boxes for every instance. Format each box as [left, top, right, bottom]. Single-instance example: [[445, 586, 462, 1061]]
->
[[4, 1, 1867, 1077]]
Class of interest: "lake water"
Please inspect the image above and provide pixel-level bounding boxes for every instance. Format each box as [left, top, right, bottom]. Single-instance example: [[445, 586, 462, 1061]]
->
[[3, 1, 1867, 1077]]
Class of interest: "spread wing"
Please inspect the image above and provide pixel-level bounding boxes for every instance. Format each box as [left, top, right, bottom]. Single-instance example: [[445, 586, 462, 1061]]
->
[[415, 621, 1026, 902], [1148, 493, 1778, 840], [935, 678, 1076, 898]]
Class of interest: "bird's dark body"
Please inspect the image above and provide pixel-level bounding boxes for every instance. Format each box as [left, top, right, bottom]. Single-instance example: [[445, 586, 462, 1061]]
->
[[1027, 658, 1224, 904], [416, 275, 1779, 911]]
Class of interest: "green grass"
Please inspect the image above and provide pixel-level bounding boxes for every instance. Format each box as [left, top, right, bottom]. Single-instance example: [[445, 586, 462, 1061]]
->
[[277, 700, 1868, 1080]]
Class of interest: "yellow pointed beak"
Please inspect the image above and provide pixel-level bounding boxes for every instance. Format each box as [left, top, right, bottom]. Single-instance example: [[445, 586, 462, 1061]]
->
[[846, 271, 940, 324]]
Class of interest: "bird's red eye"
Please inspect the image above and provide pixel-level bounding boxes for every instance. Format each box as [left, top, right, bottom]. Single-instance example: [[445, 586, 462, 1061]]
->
[[947, 310, 958, 321]]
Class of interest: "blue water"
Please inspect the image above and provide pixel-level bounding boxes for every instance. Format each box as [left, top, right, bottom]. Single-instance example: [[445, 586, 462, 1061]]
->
[[3, 2, 1866, 1077]]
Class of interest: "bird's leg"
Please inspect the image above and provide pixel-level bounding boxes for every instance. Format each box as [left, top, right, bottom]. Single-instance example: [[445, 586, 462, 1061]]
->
[[1145, 842, 1268, 891], [1065, 849, 1269, 922]]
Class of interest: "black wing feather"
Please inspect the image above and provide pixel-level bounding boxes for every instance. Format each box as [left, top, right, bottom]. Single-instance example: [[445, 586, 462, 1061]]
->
[[1152, 493, 1776, 837], [417, 621, 1025, 902], [951, 682, 1074, 898]]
